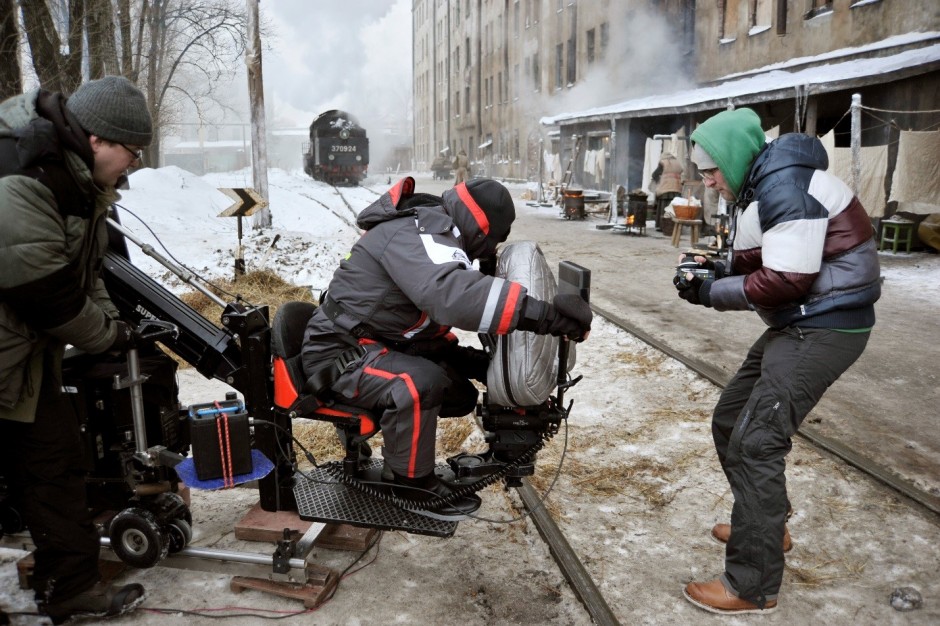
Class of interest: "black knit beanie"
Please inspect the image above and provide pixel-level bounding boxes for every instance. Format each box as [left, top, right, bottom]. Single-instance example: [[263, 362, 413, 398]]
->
[[66, 76, 153, 146], [464, 178, 515, 244]]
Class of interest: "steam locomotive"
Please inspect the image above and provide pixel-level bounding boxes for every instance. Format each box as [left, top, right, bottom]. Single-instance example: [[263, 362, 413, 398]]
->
[[303, 110, 369, 185]]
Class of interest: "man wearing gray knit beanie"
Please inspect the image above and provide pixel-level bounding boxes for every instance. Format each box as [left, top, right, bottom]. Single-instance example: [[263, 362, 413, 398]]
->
[[66, 75, 153, 188], [0, 75, 152, 623]]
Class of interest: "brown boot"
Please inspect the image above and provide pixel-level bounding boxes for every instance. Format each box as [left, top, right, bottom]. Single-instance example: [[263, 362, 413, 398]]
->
[[683, 578, 777, 614], [711, 523, 793, 552]]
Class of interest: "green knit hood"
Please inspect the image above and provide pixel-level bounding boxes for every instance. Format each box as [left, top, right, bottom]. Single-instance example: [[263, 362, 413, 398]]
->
[[690, 108, 766, 197]]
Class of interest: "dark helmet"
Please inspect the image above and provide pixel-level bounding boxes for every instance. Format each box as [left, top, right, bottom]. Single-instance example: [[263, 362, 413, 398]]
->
[[445, 178, 515, 259]]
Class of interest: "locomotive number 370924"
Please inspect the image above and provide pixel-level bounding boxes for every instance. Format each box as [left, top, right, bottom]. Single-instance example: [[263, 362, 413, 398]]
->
[[331, 145, 357, 153]]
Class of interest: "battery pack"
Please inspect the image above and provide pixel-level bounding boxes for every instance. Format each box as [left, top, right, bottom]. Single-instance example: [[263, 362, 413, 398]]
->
[[188, 397, 253, 482]]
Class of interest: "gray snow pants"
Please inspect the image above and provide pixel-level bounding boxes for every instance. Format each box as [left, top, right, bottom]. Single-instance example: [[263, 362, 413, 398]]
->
[[330, 348, 478, 479], [712, 326, 870, 607]]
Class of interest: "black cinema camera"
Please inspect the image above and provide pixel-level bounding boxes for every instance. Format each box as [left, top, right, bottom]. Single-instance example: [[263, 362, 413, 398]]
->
[[673, 254, 716, 290]]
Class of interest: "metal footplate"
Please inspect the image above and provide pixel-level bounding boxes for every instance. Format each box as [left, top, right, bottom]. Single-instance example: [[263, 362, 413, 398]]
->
[[292, 459, 458, 538]]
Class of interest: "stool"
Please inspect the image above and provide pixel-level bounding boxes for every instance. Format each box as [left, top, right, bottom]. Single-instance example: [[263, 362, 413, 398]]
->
[[671, 218, 701, 247], [880, 219, 913, 253]]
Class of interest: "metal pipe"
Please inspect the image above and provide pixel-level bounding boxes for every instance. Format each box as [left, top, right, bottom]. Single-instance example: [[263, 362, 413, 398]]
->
[[108, 217, 227, 308], [100, 537, 309, 573], [126, 348, 149, 455]]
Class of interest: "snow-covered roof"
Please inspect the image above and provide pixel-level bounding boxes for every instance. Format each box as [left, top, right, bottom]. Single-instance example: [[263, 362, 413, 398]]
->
[[541, 36, 940, 126]]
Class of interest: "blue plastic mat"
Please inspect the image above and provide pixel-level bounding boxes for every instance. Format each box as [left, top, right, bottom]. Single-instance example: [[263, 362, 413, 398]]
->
[[175, 449, 274, 490]]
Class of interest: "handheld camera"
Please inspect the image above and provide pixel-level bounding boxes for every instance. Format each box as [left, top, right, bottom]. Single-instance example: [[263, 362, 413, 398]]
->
[[673, 255, 715, 290]]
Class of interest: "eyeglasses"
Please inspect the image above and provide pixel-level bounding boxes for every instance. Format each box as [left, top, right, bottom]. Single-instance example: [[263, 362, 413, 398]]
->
[[119, 143, 143, 162], [700, 168, 719, 183]]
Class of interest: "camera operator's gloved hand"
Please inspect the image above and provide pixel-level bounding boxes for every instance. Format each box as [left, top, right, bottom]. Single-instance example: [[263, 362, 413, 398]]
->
[[107, 319, 135, 352], [516, 294, 592, 341], [677, 253, 726, 279], [676, 274, 714, 307]]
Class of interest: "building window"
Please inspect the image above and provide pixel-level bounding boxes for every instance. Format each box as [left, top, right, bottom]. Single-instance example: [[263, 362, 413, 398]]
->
[[514, 63, 519, 100], [566, 38, 576, 85], [804, 1, 833, 19], [532, 52, 540, 92], [555, 43, 563, 90], [599, 22, 609, 60], [751, 0, 772, 32], [586, 28, 595, 65], [464, 86, 470, 115], [777, 0, 788, 35], [465, 37, 471, 68]]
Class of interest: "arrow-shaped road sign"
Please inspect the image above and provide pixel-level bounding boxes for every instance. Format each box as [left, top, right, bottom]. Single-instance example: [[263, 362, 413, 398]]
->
[[218, 188, 268, 217]]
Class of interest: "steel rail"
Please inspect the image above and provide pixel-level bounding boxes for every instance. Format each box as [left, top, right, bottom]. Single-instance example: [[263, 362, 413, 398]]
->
[[518, 481, 620, 625], [592, 303, 940, 518]]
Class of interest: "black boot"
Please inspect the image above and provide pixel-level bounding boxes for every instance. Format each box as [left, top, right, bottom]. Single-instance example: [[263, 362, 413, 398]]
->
[[385, 465, 481, 519], [39, 582, 145, 624]]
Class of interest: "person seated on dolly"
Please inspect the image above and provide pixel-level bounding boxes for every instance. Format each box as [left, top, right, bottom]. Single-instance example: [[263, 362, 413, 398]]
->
[[301, 177, 592, 518]]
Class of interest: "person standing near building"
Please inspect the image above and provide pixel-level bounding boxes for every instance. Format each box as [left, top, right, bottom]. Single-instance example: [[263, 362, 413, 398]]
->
[[652, 151, 684, 230], [453, 149, 470, 184], [0, 75, 152, 623], [675, 107, 880, 614]]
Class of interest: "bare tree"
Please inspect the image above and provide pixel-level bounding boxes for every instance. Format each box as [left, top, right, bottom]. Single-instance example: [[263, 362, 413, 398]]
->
[[133, 0, 247, 163], [0, 0, 21, 100], [20, 0, 84, 93], [15, 1, 247, 166], [86, 0, 119, 78]]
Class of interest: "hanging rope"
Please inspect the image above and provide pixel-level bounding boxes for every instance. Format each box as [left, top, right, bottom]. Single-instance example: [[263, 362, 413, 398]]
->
[[859, 104, 940, 114]]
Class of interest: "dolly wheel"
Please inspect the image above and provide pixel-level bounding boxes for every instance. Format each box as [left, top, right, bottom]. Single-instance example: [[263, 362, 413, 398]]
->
[[166, 518, 192, 553], [109, 507, 169, 568]]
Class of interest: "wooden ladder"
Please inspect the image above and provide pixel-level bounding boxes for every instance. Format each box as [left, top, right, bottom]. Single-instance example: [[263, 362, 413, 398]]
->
[[556, 135, 582, 205]]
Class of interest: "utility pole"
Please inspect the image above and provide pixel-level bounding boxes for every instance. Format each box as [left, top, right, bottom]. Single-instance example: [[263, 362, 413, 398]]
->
[[246, 0, 270, 228]]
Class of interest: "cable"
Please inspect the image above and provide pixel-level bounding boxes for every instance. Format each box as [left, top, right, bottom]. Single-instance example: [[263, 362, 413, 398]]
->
[[141, 606, 315, 620], [113, 203, 257, 307]]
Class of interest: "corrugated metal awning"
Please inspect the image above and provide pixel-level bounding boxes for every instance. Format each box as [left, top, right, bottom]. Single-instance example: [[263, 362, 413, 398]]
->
[[540, 41, 940, 126]]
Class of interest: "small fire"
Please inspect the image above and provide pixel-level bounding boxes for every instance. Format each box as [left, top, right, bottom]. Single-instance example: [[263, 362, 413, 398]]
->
[[626, 215, 634, 225]]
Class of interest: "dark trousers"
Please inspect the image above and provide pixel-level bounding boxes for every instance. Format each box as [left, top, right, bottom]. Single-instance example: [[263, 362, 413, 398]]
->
[[331, 348, 479, 479], [712, 327, 870, 607], [0, 358, 100, 603]]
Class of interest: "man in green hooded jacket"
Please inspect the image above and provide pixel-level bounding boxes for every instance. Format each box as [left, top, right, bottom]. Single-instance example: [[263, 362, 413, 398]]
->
[[676, 108, 879, 614], [0, 76, 152, 623]]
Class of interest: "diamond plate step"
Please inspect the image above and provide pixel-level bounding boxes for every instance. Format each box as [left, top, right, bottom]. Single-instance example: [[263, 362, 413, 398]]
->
[[293, 459, 458, 538]]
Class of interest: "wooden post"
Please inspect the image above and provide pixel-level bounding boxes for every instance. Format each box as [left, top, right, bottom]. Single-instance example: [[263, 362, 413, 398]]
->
[[850, 93, 862, 196], [246, 0, 270, 228]]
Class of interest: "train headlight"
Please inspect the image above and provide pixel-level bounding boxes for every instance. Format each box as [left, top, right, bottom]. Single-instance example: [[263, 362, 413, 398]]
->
[[356, 155, 362, 162], [328, 154, 335, 161], [339, 129, 350, 140]]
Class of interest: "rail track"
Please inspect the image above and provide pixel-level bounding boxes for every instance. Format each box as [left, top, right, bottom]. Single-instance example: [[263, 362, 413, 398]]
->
[[522, 301, 939, 625], [592, 304, 940, 518]]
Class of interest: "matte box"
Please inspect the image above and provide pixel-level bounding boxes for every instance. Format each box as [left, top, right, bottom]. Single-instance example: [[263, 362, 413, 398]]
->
[[188, 399, 253, 481]]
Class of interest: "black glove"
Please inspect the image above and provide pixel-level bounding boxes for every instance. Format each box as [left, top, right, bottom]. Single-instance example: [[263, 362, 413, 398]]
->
[[478, 255, 498, 277], [108, 319, 135, 352], [447, 345, 490, 383], [676, 275, 714, 307], [517, 294, 592, 341]]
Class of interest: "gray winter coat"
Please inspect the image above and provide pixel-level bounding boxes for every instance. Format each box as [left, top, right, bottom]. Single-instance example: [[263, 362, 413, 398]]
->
[[302, 178, 526, 378]]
